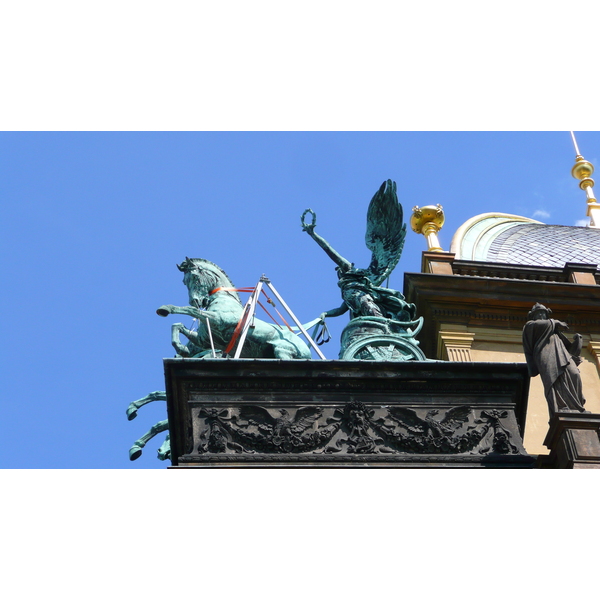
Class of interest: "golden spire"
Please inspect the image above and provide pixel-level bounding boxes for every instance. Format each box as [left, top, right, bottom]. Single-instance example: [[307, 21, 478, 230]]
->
[[411, 204, 445, 251], [570, 131, 600, 228]]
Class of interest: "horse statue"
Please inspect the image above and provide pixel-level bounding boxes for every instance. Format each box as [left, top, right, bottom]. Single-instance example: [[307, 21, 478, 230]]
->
[[127, 258, 320, 461], [156, 257, 313, 360]]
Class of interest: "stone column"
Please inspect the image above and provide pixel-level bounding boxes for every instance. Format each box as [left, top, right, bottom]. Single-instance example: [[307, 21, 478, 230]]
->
[[587, 339, 600, 370], [438, 328, 476, 362]]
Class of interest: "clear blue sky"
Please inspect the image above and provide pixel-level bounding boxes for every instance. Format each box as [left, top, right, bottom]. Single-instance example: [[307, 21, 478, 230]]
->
[[1, 131, 599, 468]]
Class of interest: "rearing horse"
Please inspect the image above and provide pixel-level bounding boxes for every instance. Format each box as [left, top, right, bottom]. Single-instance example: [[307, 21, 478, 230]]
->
[[127, 258, 319, 461], [156, 257, 312, 360]]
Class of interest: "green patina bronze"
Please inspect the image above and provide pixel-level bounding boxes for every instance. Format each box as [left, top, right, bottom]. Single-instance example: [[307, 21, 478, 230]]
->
[[127, 258, 317, 461], [157, 257, 312, 360], [302, 179, 425, 361], [128, 181, 426, 461], [127, 391, 170, 461]]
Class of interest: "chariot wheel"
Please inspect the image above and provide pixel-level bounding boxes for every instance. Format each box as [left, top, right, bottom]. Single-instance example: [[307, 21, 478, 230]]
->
[[340, 335, 426, 361]]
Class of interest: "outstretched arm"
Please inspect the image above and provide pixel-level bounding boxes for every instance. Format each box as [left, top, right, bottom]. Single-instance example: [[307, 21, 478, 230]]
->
[[553, 320, 569, 332], [301, 209, 352, 270], [321, 303, 349, 319]]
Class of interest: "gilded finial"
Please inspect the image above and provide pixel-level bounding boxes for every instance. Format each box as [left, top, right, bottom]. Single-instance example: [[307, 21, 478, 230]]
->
[[411, 204, 445, 252], [570, 131, 600, 228]]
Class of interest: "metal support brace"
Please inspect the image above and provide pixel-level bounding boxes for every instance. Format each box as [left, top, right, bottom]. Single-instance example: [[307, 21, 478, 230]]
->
[[205, 315, 216, 358], [233, 280, 264, 359], [262, 277, 326, 360], [231, 275, 327, 360]]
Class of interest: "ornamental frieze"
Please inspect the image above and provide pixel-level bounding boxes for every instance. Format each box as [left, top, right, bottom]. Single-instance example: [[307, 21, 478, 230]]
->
[[188, 402, 525, 459]]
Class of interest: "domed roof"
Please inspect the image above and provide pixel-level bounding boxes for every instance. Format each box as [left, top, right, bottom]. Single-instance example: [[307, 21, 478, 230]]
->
[[450, 213, 600, 268]]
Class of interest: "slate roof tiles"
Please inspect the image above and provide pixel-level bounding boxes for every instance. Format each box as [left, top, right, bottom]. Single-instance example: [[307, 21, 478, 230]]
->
[[485, 224, 600, 268]]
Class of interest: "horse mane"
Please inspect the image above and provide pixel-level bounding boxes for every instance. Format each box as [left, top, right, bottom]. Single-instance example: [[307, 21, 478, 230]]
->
[[178, 257, 241, 303]]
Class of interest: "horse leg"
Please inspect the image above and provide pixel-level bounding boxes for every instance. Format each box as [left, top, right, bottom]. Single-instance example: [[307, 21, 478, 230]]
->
[[171, 323, 196, 357], [157, 304, 203, 319], [157, 433, 171, 461], [126, 391, 167, 421], [129, 419, 169, 461], [172, 322, 213, 357]]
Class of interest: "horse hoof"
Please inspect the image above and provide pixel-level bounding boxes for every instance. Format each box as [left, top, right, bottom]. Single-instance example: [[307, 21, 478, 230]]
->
[[129, 446, 142, 461], [126, 407, 138, 421], [156, 306, 170, 317]]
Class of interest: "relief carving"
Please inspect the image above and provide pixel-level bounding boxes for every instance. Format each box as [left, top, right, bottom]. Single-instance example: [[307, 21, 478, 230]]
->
[[193, 402, 524, 457]]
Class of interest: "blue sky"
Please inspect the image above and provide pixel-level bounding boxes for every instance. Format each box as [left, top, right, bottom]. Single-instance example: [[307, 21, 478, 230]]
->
[[2, 130, 599, 468]]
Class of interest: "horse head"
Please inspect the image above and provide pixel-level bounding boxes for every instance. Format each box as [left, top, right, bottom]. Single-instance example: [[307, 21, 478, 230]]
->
[[177, 258, 241, 307]]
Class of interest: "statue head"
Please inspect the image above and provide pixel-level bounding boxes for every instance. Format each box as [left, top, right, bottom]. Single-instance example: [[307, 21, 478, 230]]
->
[[528, 302, 552, 321], [176, 258, 239, 306]]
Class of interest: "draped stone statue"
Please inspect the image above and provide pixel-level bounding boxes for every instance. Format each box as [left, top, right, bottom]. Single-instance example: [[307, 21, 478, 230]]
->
[[522, 303, 587, 419]]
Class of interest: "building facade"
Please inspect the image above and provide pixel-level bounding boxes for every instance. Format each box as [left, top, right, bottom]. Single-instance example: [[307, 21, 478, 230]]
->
[[406, 211, 600, 456]]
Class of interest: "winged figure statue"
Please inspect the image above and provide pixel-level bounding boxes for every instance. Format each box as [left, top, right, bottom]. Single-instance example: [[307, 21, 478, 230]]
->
[[301, 179, 417, 324]]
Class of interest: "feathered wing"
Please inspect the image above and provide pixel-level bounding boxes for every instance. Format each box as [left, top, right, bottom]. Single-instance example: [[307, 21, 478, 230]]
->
[[290, 407, 323, 434], [237, 405, 277, 429], [365, 180, 406, 285], [439, 406, 472, 431], [387, 407, 426, 432]]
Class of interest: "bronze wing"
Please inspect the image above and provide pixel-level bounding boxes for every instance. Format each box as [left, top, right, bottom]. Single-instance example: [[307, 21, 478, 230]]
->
[[365, 179, 406, 285]]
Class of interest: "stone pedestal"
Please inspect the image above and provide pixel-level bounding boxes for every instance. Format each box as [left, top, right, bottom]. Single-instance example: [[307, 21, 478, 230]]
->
[[164, 359, 535, 468], [537, 413, 600, 468]]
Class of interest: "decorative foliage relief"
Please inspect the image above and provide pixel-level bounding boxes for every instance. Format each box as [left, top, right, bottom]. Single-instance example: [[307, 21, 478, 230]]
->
[[193, 402, 523, 457]]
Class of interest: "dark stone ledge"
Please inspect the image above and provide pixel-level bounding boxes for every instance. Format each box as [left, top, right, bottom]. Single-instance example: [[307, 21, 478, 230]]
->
[[164, 359, 534, 468]]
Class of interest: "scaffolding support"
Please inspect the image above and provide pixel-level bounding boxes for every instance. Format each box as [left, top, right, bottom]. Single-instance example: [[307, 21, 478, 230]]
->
[[228, 275, 327, 360]]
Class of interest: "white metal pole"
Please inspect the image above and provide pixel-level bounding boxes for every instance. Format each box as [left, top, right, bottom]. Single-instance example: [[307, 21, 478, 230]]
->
[[204, 315, 216, 358], [233, 281, 263, 359], [265, 280, 327, 360]]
